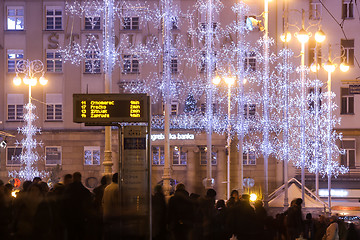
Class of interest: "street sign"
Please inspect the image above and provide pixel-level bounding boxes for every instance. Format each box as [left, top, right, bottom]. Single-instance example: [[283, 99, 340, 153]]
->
[[73, 94, 149, 124], [349, 85, 360, 94]]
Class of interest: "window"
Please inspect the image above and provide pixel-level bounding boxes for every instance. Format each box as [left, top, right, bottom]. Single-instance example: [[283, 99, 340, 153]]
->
[[171, 56, 178, 74], [200, 146, 217, 165], [172, 146, 187, 165], [244, 104, 256, 119], [342, 0, 354, 19], [341, 139, 356, 169], [45, 146, 62, 165], [123, 55, 139, 73], [85, 49, 101, 73], [46, 7, 63, 30], [200, 51, 217, 73], [310, 1, 321, 20], [171, 16, 179, 30], [7, 49, 24, 72], [308, 40, 322, 65], [308, 87, 322, 112], [243, 149, 256, 165], [85, 17, 101, 30], [123, 17, 139, 30], [7, 147, 22, 166], [46, 94, 62, 121], [84, 146, 100, 165], [46, 50, 62, 72], [341, 39, 354, 66], [341, 88, 354, 114], [7, 94, 24, 121], [162, 101, 178, 116], [7, 6, 24, 30], [244, 51, 256, 71], [200, 103, 217, 115], [152, 146, 164, 165]]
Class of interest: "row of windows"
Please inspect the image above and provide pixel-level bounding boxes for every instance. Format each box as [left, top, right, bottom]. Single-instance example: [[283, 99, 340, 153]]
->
[[6, 146, 100, 166], [309, 1, 354, 20], [7, 94, 62, 121], [152, 146, 256, 166]]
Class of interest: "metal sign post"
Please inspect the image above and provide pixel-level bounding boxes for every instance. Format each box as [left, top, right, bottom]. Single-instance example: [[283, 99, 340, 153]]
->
[[73, 93, 151, 239]]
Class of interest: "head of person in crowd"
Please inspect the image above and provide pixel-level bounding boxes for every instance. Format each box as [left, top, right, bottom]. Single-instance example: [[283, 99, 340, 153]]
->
[[206, 188, 216, 198], [154, 184, 163, 195], [33, 177, 42, 184], [189, 193, 200, 200], [63, 173, 73, 185], [22, 180, 32, 192], [28, 183, 43, 200], [329, 215, 338, 223], [216, 199, 226, 210], [4, 183, 13, 197], [241, 193, 250, 203], [100, 175, 108, 186], [230, 189, 239, 200], [39, 181, 49, 194], [112, 173, 118, 184], [254, 200, 264, 209], [175, 183, 185, 192], [306, 213, 312, 220], [72, 172, 82, 183]]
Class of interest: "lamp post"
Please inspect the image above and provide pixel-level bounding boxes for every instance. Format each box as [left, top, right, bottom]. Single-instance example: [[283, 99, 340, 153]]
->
[[12, 59, 48, 180], [281, 8, 325, 207], [322, 44, 349, 214], [213, 74, 235, 199]]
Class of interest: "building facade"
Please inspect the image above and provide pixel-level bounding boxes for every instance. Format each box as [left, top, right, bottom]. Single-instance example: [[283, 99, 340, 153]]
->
[[0, 0, 359, 203]]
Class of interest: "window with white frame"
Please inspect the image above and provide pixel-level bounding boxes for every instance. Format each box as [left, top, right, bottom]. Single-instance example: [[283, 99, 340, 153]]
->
[[199, 10, 219, 31], [123, 17, 140, 30], [7, 49, 24, 72], [123, 55, 139, 73], [244, 51, 256, 71], [45, 146, 62, 165], [200, 146, 217, 165], [244, 104, 256, 119], [172, 146, 187, 165], [85, 49, 101, 73], [46, 6, 63, 30], [152, 146, 164, 165], [46, 94, 62, 121], [342, 0, 354, 19], [171, 16, 179, 30], [162, 100, 179, 116], [7, 94, 24, 121], [341, 139, 356, 169], [7, 147, 22, 166], [309, 1, 321, 20], [308, 87, 322, 112], [46, 50, 62, 72], [85, 17, 101, 30], [341, 39, 355, 66], [171, 56, 178, 73], [200, 103, 217, 115], [243, 149, 256, 165], [341, 88, 354, 114], [7, 6, 24, 30], [84, 146, 101, 165]]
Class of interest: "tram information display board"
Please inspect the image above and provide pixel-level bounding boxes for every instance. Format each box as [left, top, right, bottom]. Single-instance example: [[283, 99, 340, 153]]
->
[[73, 94, 149, 123]]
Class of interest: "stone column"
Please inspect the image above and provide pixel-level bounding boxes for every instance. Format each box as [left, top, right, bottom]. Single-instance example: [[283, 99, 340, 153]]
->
[[185, 146, 198, 194], [215, 146, 227, 200]]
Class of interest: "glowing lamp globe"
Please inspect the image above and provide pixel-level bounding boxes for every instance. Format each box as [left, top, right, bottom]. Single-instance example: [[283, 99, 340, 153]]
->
[[224, 76, 235, 86], [29, 78, 37, 86], [324, 61, 336, 73], [310, 63, 320, 73], [212, 75, 221, 85], [340, 62, 349, 72], [280, 31, 292, 43], [23, 76, 31, 85], [13, 76, 22, 86], [39, 76, 48, 85], [315, 29, 326, 43], [250, 193, 257, 202], [296, 28, 310, 44]]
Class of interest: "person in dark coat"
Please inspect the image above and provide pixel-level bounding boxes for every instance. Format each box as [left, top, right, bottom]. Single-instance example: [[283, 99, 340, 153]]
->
[[198, 189, 217, 240], [233, 194, 256, 239], [152, 185, 167, 240], [285, 198, 304, 240], [92, 175, 109, 240], [213, 199, 230, 240], [303, 213, 315, 240], [167, 183, 193, 240], [62, 172, 93, 240], [346, 223, 359, 240], [254, 200, 267, 240]]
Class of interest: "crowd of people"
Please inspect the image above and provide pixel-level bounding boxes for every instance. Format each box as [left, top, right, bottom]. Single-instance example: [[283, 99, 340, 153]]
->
[[0, 173, 359, 240]]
